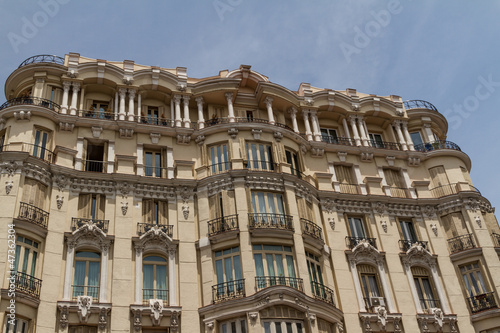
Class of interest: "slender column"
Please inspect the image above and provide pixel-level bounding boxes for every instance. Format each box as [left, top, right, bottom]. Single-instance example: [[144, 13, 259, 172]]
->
[[61, 81, 71, 114], [310, 110, 321, 141], [377, 261, 396, 313], [135, 247, 143, 304], [225, 92, 235, 123], [401, 121, 415, 150], [62, 244, 75, 300], [357, 117, 369, 146], [127, 89, 136, 121], [79, 86, 85, 110], [69, 82, 80, 115], [342, 118, 351, 138], [173, 95, 182, 127], [196, 97, 205, 129], [423, 123, 434, 143], [169, 249, 177, 306], [99, 246, 109, 302], [404, 263, 423, 313], [288, 107, 299, 133], [362, 119, 371, 146], [430, 264, 451, 314], [183, 96, 191, 128], [137, 93, 142, 123], [114, 92, 119, 120], [349, 116, 361, 146], [349, 260, 367, 312], [264, 97, 275, 124], [393, 121, 408, 150], [302, 110, 313, 141], [118, 88, 127, 121]]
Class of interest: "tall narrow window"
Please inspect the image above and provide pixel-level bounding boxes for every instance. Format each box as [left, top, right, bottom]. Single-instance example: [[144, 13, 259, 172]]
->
[[358, 264, 384, 310], [83, 140, 107, 172], [428, 166, 452, 196], [143, 255, 168, 303], [33, 128, 50, 160], [214, 247, 243, 298], [144, 150, 162, 177], [14, 236, 39, 279], [368, 133, 384, 148], [400, 220, 418, 243], [410, 131, 424, 147], [73, 252, 100, 301], [348, 217, 367, 239], [209, 143, 229, 174], [459, 262, 496, 313], [253, 245, 296, 289], [78, 194, 105, 220], [0, 130, 5, 151], [147, 107, 160, 124], [89, 101, 109, 119], [22, 178, 47, 210], [320, 128, 338, 143], [245, 143, 274, 171], [306, 252, 325, 298], [384, 169, 407, 198], [5, 318, 29, 333], [142, 199, 168, 225], [285, 150, 301, 177], [412, 266, 439, 310], [220, 319, 247, 333], [334, 165, 358, 194]]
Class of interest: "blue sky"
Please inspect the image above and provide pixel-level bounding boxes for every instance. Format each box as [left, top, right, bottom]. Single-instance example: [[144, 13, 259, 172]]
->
[[1, 0, 499, 209]]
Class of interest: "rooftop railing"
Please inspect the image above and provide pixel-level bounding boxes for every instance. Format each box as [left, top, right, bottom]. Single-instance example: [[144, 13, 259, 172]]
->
[[447, 233, 476, 254], [18, 202, 49, 229], [403, 100, 439, 112], [414, 140, 461, 152], [0, 96, 61, 112], [18, 55, 65, 68]]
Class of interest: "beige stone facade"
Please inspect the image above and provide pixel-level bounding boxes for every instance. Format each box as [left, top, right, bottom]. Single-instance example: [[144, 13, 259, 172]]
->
[[0, 53, 499, 333]]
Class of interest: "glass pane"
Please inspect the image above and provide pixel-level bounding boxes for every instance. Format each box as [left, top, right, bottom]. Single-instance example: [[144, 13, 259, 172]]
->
[[275, 322, 282, 333], [259, 145, 267, 169], [475, 271, 487, 294], [224, 257, 234, 282], [155, 153, 161, 177], [410, 132, 423, 146], [258, 192, 266, 215], [143, 264, 154, 289], [233, 255, 242, 281], [222, 145, 228, 170], [30, 251, 37, 277], [264, 322, 271, 333], [22, 249, 29, 273], [368, 275, 380, 296], [254, 254, 264, 277], [286, 255, 296, 278], [156, 265, 167, 294], [276, 194, 285, 215], [266, 254, 276, 277], [216, 260, 224, 284], [275, 254, 284, 278]]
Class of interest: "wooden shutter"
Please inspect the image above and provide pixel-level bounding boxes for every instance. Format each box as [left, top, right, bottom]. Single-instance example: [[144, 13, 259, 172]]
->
[[161, 148, 168, 178], [143, 199, 153, 223], [384, 169, 404, 188], [159, 200, 168, 225], [97, 194, 105, 220], [239, 138, 247, 160], [35, 182, 47, 209], [78, 194, 91, 219], [208, 194, 219, 219], [82, 139, 88, 164], [22, 179, 35, 205], [103, 142, 108, 172], [429, 166, 449, 187], [222, 190, 236, 216]]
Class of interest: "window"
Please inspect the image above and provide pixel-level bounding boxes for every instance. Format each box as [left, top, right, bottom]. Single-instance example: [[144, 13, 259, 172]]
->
[[285, 150, 300, 177], [368, 133, 384, 148], [320, 128, 338, 143], [14, 236, 39, 278], [460, 166, 472, 185], [460, 262, 489, 298], [348, 217, 368, 239], [334, 165, 358, 194], [428, 165, 453, 196], [88, 101, 110, 119], [261, 306, 305, 333], [441, 212, 469, 239], [147, 107, 160, 124], [306, 252, 325, 297], [253, 245, 296, 288], [358, 264, 384, 310], [5, 318, 29, 333], [245, 142, 274, 170], [209, 143, 230, 174], [33, 128, 50, 160], [22, 178, 47, 209], [0, 130, 6, 151], [400, 220, 418, 243], [144, 150, 163, 177], [251, 192, 286, 226], [318, 319, 335, 333], [78, 194, 105, 220], [384, 169, 407, 198], [142, 199, 168, 225], [209, 191, 235, 220], [215, 247, 243, 298], [263, 321, 303, 333], [412, 266, 439, 310], [246, 110, 254, 120], [220, 318, 247, 333], [410, 131, 424, 147], [143, 255, 168, 303], [73, 251, 100, 301], [83, 140, 108, 172]]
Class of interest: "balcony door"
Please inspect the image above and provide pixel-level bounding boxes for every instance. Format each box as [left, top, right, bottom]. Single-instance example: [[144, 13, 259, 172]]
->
[[73, 251, 100, 300], [143, 255, 168, 302], [253, 245, 296, 287], [83, 140, 107, 172], [22, 178, 47, 210], [460, 263, 489, 298], [15, 236, 39, 278], [400, 221, 418, 243], [306, 252, 324, 297], [348, 217, 367, 239], [33, 128, 50, 160], [215, 247, 242, 296]]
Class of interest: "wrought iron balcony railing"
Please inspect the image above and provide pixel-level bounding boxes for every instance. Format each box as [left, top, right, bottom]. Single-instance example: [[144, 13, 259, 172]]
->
[[143, 288, 168, 305], [419, 298, 441, 311], [300, 218, 323, 242], [248, 213, 294, 231], [0, 143, 54, 163], [369, 140, 402, 150], [0, 96, 61, 112], [403, 100, 439, 112], [492, 233, 500, 247], [18, 202, 49, 229], [399, 239, 429, 252], [321, 135, 356, 146], [78, 109, 114, 120], [203, 117, 293, 131], [14, 271, 42, 299], [136, 116, 175, 127], [414, 140, 461, 152], [72, 285, 99, 301], [311, 281, 335, 305], [83, 159, 108, 173], [18, 54, 65, 68], [429, 183, 481, 198], [244, 160, 277, 172], [137, 223, 173, 237], [208, 161, 232, 175], [208, 215, 239, 236], [467, 292, 497, 313], [345, 236, 377, 250], [71, 217, 109, 233], [255, 276, 304, 292], [447, 233, 476, 254], [212, 279, 245, 304]]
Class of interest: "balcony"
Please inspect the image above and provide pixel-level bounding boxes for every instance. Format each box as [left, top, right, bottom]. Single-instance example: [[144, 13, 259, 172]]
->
[[83, 159, 107, 173], [0, 96, 61, 113], [0, 143, 54, 163], [72, 285, 99, 302], [414, 140, 461, 152], [403, 100, 439, 112], [492, 233, 500, 247], [255, 276, 304, 292], [321, 135, 356, 146], [363, 297, 387, 312], [13, 271, 42, 299], [369, 140, 402, 150], [208, 161, 232, 176], [430, 183, 481, 198], [212, 279, 245, 304], [399, 239, 429, 252], [467, 292, 497, 314], [78, 109, 114, 120], [143, 165, 168, 178], [137, 223, 173, 237], [208, 215, 239, 236], [447, 234, 476, 254], [136, 115, 175, 127], [339, 183, 360, 194], [388, 186, 409, 198], [18, 202, 49, 229], [143, 288, 168, 306], [244, 160, 278, 172], [311, 281, 335, 305], [345, 236, 377, 250], [300, 218, 323, 242], [248, 213, 294, 231], [18, 54, 65, 68], [71, 217, 109, 234], [204, 117, 294, 132]]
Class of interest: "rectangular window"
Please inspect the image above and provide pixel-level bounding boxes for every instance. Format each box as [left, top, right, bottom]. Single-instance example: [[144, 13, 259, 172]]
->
[[368, 133, 384, 148], [285, 150, 300, 177], [245, 143, 274, 171], [5, 318, 29, 333], [384, 169, 406, 198], [209, 143, 230, 174], [147, 107, 160, 124], [88, 101, 110, 119], [460, 262, 489, 297], [83, 140, 107, 172], [348, 217, 367, 239], [14, 236, 39, 277], [68, 326, 98, 333], [320, 128, 338, 143], [428, 166, 451, 197], [33, 128, 50, 160], [253, 244, 296, 288], [219, 319, 247, 333], [142, 199, 168, 225], [144, 151, 162, 177], [78, 194, 105, 220], [410, 131, 424, 147], [400, 220, 418, 243], [214, 246, 243, 296], [412, 266, 439, 310], [73, 251, 100, 301], [334, 165, 358, 194], [143, 255, 168, 303], [22, 178, 47, 209]]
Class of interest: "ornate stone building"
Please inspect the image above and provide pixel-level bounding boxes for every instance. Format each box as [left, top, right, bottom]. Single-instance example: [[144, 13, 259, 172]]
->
[[0, 53, 499, 333]]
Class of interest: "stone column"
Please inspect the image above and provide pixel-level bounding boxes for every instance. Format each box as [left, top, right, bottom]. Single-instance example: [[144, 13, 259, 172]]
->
[[174, 95, 182, 127], [137, 93, 142, 123], [114, 92, 119, 120], [118, 88, 127, 121], [62, 244, 75, 301], [134, 247, 143, 304], [226, 92, 235, 123], [430, 264, 451, 314], [183, 96, 191, 128], [288, 107, 299, 133], [169, 249, 177, 306], [61, 81, 71, 114], [265, 96, 275, 124], [99, 245, 109, 302], [349, 116, 361, 146], [69, 82, 80, 115], [357, 117, 369, 146], [377, 261, 396, 313], [310, 110, 321, 141], [127, 89, 136, 121], [349, 260, 367, 312], [196, 97, 205, 129], [302, 110, 313, 141], [401, 121, 415, 150], [342, 118, 351, 139], [393, 121, 408, 150]]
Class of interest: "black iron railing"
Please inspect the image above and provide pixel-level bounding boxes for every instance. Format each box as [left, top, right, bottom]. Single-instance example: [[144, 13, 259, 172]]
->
[[208, 215, 239, 236], [321, 135, 356, 146], [370, 140, 402, 150], [399, 239, 429, 252], [212, 279, 245, 304], [18, 202, 49, 229], [143, 288, 168, 305], [72, 285, 99, 301], [83, 159, 107, 173], [208, 161, 232, 175], [311, 281, 335, 305], [244, 160, 277, 171], [0, 96, 61, 112], [248, 213, 294, 231], [403, 100, 438, 112], [447, 234, 476, 254], [492, 233, 500, 247], [414, 140, 461, 152], [79, 109, 114, 120], [419, 298, 441, 310], [300, 218, 323, 242], [14, 271, 42, 299], [137, 223, 173, 237], [467, 292, 497, 313], [204, 117, 294, 131], [18, 54, 65, 68], [429, 183, 481, 198], [71, 217, 109, 233], [144, 165, 168, 178], [255, 276, 304, 292], [339, 183, 359, 194], [205, 117, 230, 126], [345, 236, 377, 250], [136, 115, 175, 127], [0, 143, 55, 163]]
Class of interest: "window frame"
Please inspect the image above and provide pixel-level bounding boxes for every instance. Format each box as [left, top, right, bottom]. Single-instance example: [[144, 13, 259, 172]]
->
[[143, 255, 168, 303], [72, 251, 101, 301]]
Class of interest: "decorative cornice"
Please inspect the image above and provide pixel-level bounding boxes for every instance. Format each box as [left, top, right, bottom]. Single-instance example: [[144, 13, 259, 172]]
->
[[245, 175, 284, 192]]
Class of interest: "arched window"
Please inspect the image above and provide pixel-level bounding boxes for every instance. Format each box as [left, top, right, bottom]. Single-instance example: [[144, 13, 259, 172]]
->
[[143, 255, 168, 304], [412, 266, 439, 310], [358, 264, 384, 310], [73, 251, 100, 301]]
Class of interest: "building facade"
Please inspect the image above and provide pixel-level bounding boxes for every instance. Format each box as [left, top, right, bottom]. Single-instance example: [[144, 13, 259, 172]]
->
[[0, 53, 499, 333]]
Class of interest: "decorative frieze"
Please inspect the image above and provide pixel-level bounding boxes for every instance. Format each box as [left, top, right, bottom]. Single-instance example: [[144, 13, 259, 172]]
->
[[71, 178, 115, 194], [119, 128, 134, 138], [134, 184, 176, 199], [206, 177, 234, 195], [59, 122, 75, 132], [245, 175, 284, 192]]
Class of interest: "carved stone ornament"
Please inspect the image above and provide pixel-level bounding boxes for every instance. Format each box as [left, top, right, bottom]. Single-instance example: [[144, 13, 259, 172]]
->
[[56, 195, 64, 209], [300, 144, 308, 154], [1, 161, 19, 177], [150, 133, 161, 144], [310, 147, 324, 157], [321, 199, 336, 214], [176, 134, 191, 145], [121, 200, 128, 216], [5, 180, 13, 195], [14, 110, 31, 120], [329, 217, 335, 230], [386, 156, 395, 166], [195, 135, 205, 146], [119, 128, 134, 138], [77, 296, 93, 323], [308, 313, 316, 323], [252, 129, 262, 140], [274, 131, 283, 142], [59, 122, 75, 132], [228, 128, 238, 139], [338, 151, 347, 162], [98, 307, 110, 330], [475, 216, 482, 228], [248, 312, 259, 322], [430, 224, 438, 236], [91, 126, 103, 138], [149, 299, 163, 326], [432, 307, 444, 329], [59, 305, 69, 329], [376, 306, 388, 330], [380, 220, 387, 233], [361, 152, 373, 162], [171, 311, 179, 329], [408, 156, 420, 166], [132, 309, 142, 332], [182, 201, 189, 220], [206, 321, 215, 331]]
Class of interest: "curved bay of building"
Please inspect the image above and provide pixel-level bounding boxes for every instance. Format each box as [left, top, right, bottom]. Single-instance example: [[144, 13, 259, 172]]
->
[[0, 53, 499, 333]]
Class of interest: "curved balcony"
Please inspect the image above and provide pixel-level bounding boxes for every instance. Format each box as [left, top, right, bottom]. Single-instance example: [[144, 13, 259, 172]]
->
[[300, 218, 323, 242], [369, 140, 402, 150], [212, 279, 245, 304], [467, 291, 497, 314], [447, 233, 476, 254], [255, 276, 303, 292], [0, 96, 61, 112], [13, 271, 42, 299], [207, 214, 239, 236], [18, 54, 65, 68], [204, 117, 293, 131], [430, 183, 481, 198], [414, 140, 461, 152], [321, 135, 356, 146], [18, 202, 49, 229], [248, 213, 294, 231], [311, 281, 335, 305], [403, 100, 439, 112]]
